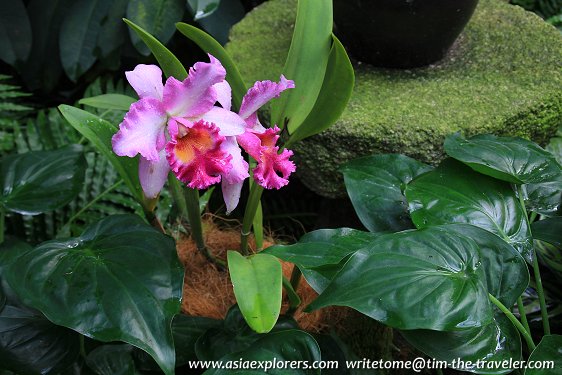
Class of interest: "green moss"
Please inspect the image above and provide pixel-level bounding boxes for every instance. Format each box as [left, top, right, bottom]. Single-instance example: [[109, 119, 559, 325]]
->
[[227, 0, 562, 197]]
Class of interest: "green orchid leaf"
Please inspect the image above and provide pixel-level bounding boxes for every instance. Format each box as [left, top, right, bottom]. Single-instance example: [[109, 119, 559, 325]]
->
[[0, 0, 32, 66], [59, 0, 113, 81], [532, 217, 562, 248], [123, 18, 187, 80], [204, 330, 322, 375], [444, 133, 562, 185], [402, 312, 521, 375], [227, 251, 283, 333], [86, 344, 137, 375], [341, 154, 432, 233], [288, 34, 354, 143], [406, 159, 533, 262], [187, 0, 220, 20], [79, 94, 136, 111], [2, 214, 184, 375], [58, 105, 144, 203], [0, 145, 86, 215], [307, 226, 493, 331], [271, 0, 332, 131], [176, 22, 246, 109], [126, 0, 186, 56], [525, 335, 562, 375]]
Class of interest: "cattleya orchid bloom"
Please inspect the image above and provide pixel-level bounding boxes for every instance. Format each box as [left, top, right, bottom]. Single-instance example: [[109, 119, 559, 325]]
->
[[112, 55, 296, 213]]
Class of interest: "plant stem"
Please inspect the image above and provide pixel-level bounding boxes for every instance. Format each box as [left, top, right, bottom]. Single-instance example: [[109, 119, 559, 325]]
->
[[489, 294, 536, 351], [184, 188, 225, 269], [240, 183, 264, 255], [283, 276, 301, 316], [517, 296, 531, 336], [517, 184, 550, 335], [168, 175, 188, 220], [290, 266, 302, 291], [0, 207, 4, 244], [436, 369, 444, 375], [79, 335, 87, 359]]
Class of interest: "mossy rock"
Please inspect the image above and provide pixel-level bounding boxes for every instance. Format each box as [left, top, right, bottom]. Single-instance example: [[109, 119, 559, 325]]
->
[[227, 0, 562, 198]]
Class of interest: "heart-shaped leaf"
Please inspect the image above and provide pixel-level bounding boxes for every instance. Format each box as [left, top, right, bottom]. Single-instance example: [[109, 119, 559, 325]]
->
[[86, 344, 137, 375], [444, 133, 562, 184], [0, 145, 86, 215], [307, 226, 493, 331], [525, 335, 562, 375], [342, 154, 432, 233], [227, 251, 282, 333], [406, 159, 533, 261], [204, 330, 322, 375], [2, 214, 184, 375], [525, 177, 562, 216], [402, 312, 521, 375], [79, 94, 136, 111], [532, 217, 562, 248]]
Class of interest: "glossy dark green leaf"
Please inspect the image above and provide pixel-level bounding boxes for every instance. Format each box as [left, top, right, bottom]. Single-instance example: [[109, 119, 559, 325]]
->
[[342, 154, 432, 233], [525, 335, 562, 375], [307, 226, 493, 331], [126, 0, 185, 56], [444, 133, 562, 185], [270, 0, 332, 131], [406, 159, 533, 261], [79, 94, 136, 111], [59, 0, 113, 81], [188, 0, 245, 46], [176, 23, 246, 109], [86, 344, 137, 375], [124, 18, 187, 80], [443, 224, 528, 308], [0, 145, 86, 215], [96, 0, 128, 58], [58, 105, 144, 203], [0, 279, 80, 375], [187, 0, 220, 20], [526, 177, 562, 215], [227, 251, 282, 333], [402, 312, 521, 375], [204, 330, 322, 375], [532, 217, 562, 248], [195, 305, 298, 361], [288, 35, 354, 143], [546, 137, 562, 165], [0, 0, 32, 65], [2, 214, 184, 375]]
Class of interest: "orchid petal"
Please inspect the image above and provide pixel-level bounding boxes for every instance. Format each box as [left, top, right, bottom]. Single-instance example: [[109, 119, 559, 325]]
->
[[163, 55, 226, 118], [139, 151, 170, 199], [220, 137, 249, 184], [238, 75, 295, 125], [125, 64, 164, 101], [198, 107, 246, 137], [112, 97, 167, 161], [213, 80, 232, 111], [237, 131, 262, 160], [254, 148, 296, 189], [222, 180, 244, 215]]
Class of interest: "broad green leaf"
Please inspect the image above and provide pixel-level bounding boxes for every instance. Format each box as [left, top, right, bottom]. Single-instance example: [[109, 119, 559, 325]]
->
[[204, 330, 322, 375], [58, 105, 143, 203], [444, 133, 562, 185], [532, 217, 562, 248], [126, 0, 186, 56], [443, 224, 529, 308], [406, 159, 533, 261], [79, 94, 136, 111], [402, 312, 521, 375], [2, 214, 184, 375], [525, 335, 562, 375], [195, 305, 298, 361], [307, 226, 493, 331], [341, 154, 432, 233], [0, 0, 32, 65], [124, 18, 187, 80], [96, 0, 129, 58], [188, 0, 245, 45], [59, 0, 113, 81], [176, 23, 246, 109], [271, 0, 332, 131], [288, 35, 354, 143], [546, 137, 562, 165], [86, 344, 137, 375], [526, 177, 562, 215], [187, 0, 220, 20], [227, 251, 282, 333], [0, 145, 86, 215]]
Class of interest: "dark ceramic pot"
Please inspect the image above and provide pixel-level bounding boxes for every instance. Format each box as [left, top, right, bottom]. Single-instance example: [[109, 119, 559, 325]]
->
[[333, 0, 480, 68]]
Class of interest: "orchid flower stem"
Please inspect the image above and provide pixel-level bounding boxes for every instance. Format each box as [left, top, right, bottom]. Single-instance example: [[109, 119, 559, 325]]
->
[[517, 296, 531, 336], [169, 175, 188, 220], [489, 294, 536, 351], [283, 276, 301, 316], [79, 335, 87, 359], [0, 207, 4, 244], [517, 184, 550, 335], [290, 266, 302, 291], [240, 183, 264, 255], [184, 188, 225, 270]]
